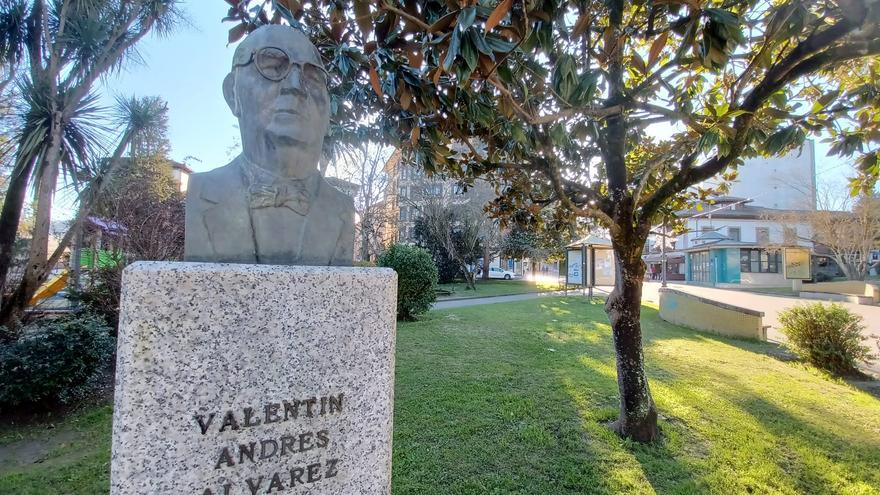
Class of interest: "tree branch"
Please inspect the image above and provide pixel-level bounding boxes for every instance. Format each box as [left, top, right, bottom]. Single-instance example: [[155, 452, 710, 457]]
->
[[381, 3, 431, 32], [542, 156, 617, 232], [639, 8, 876, 223]]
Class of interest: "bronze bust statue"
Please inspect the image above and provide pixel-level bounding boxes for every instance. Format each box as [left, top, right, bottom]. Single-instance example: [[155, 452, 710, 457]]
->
[[184, 25, 354, 266]]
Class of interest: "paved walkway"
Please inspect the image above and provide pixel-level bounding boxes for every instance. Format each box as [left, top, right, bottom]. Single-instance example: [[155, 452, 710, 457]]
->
[[644, 282, 880, 343], [433, 290, 573, 310]]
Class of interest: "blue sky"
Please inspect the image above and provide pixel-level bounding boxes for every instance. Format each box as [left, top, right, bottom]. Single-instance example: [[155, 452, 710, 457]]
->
[[98, 2, 241, 173]]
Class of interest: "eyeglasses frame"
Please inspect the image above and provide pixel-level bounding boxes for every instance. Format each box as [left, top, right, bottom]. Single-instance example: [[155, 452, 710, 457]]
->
[[232, 46, 330, 86]]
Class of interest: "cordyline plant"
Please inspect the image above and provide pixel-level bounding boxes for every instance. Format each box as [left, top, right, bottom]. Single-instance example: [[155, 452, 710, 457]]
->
[[225, 0, 880, 442], [0, 1, 182, 330]]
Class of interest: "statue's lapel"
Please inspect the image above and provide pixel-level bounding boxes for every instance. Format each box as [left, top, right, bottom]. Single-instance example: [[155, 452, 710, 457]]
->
[[302, 180, 344, 263], [200, 167, 257, 262]]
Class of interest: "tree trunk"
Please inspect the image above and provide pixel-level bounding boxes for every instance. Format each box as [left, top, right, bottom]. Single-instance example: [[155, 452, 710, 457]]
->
[[0, 157, 37, 301], [0, 117, 63, 328], [0, 125, 133, 328], [837, 257, 863, 281], [482, 245, 490, 280], [461, 263, 476, 290], [360, 218, 370, 262], [605, 241, 660, 442]]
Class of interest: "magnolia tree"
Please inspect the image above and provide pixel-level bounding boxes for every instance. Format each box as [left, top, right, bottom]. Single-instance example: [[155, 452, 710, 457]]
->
[[226, 0, 880, 441]]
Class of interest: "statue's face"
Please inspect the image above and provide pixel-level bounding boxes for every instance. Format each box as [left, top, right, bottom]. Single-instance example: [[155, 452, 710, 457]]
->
[[225, 26, 330, 153]]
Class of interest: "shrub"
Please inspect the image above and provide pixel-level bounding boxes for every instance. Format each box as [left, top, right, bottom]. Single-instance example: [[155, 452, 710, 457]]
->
[[377, 244, 438, 320], [68, 266, 124, 331], [778, 303, 873, 375], [0, 314, 115, 409], [814, 271, 832, 282]]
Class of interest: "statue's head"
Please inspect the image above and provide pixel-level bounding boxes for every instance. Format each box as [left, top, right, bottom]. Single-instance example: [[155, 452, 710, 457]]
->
[[223, 25, 330, 161]]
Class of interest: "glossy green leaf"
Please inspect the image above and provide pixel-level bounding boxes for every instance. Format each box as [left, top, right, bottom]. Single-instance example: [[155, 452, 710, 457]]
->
[[443, 27, 462, 71], [458, 6, 477, 30]]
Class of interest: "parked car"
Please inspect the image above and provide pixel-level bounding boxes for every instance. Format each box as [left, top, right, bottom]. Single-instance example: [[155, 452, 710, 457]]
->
[[487, 267, 517, 280]]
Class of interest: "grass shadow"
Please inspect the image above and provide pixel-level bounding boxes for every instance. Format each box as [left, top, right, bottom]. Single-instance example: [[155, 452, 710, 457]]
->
[[394, 298, 708, 494], [639, 304, 880, 400], [731, 393, 880, 493], [400, 296, 880, 494]]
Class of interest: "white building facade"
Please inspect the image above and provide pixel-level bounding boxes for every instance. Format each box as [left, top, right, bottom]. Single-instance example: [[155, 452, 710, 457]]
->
[[677, 198, 813, 287], [665, 142, 819, 287]]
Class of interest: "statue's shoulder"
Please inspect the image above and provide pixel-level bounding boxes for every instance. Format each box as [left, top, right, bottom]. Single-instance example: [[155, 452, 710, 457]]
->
[[189, 162, 244, 204], [317, 176, 355, 213]]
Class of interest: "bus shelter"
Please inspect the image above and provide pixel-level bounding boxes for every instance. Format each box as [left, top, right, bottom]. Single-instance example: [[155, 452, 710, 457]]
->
[[565, 235, 616, 296]]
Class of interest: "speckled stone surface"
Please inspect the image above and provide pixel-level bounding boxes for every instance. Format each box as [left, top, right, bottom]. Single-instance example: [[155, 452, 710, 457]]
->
[[111, 262, 397, 495]]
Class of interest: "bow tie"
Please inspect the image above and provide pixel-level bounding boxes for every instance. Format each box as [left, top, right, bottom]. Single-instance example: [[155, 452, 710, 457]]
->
[[242, 162, 315, 216]]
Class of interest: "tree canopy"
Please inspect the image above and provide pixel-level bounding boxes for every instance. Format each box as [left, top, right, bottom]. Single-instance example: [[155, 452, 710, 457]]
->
[[227, 0, 879, 222]]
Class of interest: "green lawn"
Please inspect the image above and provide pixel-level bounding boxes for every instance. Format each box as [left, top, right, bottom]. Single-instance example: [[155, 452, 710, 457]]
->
[[396, 299, 880, 494], [2, 298, 880, 494], [437, 278, 562, 300], [0, 405, 111, 494]]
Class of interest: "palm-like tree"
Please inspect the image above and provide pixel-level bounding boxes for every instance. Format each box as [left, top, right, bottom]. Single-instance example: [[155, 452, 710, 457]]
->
[[0, 0, 182, 329], [0, 94, 169, 329]]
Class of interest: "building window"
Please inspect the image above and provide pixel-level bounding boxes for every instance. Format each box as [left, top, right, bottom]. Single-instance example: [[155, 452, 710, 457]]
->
[[399, 206, 407, 222], [783, 226, 797, 244], [728, 227, 741, 242], [740, 248, 780, 273], [756, 227, 769, 244]]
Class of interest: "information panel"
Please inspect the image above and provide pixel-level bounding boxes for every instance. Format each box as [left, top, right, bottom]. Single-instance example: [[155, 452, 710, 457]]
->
[[567, 249, 583, 286], [784, 247, 812, 280], [594, 249, 616, 286]]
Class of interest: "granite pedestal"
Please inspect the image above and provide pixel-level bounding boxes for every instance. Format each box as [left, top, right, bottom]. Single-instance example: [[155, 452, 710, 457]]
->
[[111, 262, 397, 495]]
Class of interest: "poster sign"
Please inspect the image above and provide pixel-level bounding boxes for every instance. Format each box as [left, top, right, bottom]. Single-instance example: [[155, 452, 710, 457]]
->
[[784, 248, 811, 280], [593, 248, 616, 286], [566, 249, 583, 285]]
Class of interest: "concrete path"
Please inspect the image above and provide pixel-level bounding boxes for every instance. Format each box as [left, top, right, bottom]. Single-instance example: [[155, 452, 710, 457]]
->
[[434, 287, 618, 309], [643, 282, 880, 342], [433, 290, 573, 310], [437, 283, 879, 345]]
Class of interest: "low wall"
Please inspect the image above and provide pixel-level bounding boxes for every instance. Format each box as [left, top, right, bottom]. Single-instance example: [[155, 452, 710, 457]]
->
[[800, 281, 879, 304], [659, 288, 767, 340], [799, 291, 874, 305]]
